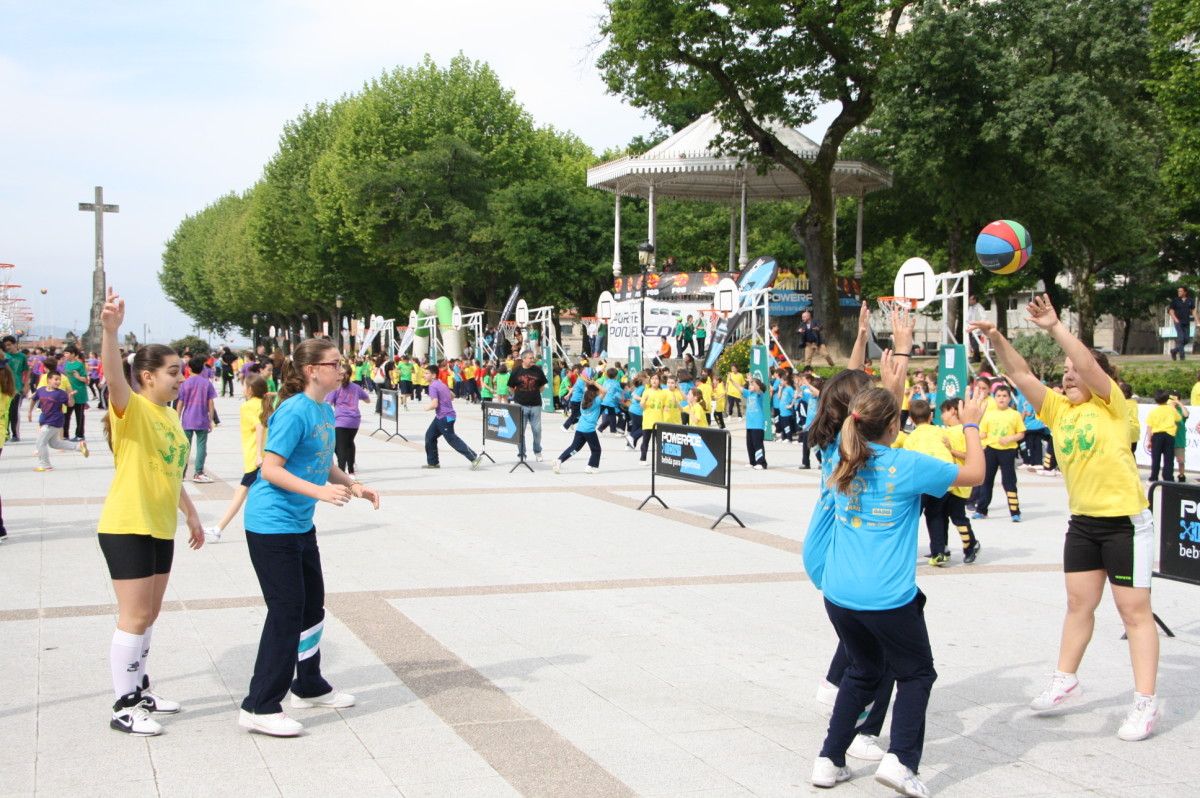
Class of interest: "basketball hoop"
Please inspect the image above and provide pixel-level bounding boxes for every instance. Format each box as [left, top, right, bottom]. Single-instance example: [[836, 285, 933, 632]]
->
[[499, 321, 521, 343], [877, 296, 918, 315]]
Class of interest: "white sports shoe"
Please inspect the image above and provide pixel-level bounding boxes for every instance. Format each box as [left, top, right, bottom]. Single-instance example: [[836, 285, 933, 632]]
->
[[1030, 672, 1081, 713], [289, 690, 356, 709], [1117, 694, 1162, 741], [140, 686, 181, 714], [239, 709, 304, 736], [585, 466, 598, 473], [535, 453, 544, 462], [110, 692, 162, 736], [848, 734, 886, 762], [553, 461, 561, 474], [874, 753, 929, 798], [203, 526, 222, 543], [815, 678, 839, 713], [811, 756, 852, 788]]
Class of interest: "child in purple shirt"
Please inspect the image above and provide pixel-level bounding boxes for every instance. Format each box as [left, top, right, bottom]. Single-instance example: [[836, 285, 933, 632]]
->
[[326, 366, 370, 474], [28, 372, 89, 470], [176, 355, 217, 482]]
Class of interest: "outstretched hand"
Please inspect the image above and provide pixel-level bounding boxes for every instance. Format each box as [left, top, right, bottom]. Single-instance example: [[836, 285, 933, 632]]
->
[[856, 302, 871, 337], [959, 384, 989, 426], [879, 349, 907, 397], [891, 308, 916, 356], [100, 287, 125, 333], [1026, 293, 1060, 330]]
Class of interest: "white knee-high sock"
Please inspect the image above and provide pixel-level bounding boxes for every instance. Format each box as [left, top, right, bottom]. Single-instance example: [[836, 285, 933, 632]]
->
[[110, 629, 142, 700], [136, 625, 153, 688]]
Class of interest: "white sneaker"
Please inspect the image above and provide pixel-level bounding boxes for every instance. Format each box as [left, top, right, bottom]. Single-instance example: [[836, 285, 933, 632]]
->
[[203, 526, 222, 543], [811, 756, 852, 788], [815, 678, 839, 713], [140, 687, 181, 714], [848, 734, 885, 762], [239, 709, 304, 736], [1117, 694, 1162, 741], [535, 453, 543, 462], [289, 690, 355, 709], [585, 466, 598, 473], [1030, 672, 1081, 713], [753, 464, 765, 470], [192, 473, 214, 484], [553, 461, 561, 474], [874, 753, 929, 798], [110, 692, 162, 736]]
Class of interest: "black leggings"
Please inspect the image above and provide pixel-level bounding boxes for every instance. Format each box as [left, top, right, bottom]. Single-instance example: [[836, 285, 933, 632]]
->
[[334, 427, 359, 473], [746, 428, 767, 467], [976, 448, 1020, 517], [558, 431, 601, 467], [1150, 431, 1175, 482], [66, 402, 85, 439]]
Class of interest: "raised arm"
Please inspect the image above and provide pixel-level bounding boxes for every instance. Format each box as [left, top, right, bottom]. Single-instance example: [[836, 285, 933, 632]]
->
[[969, 319, 1048, 411], [100, 287, 131, 413], [847, 302, 871, 371], [950, 386, 987, 487], [1027, 294, 1110, 402]]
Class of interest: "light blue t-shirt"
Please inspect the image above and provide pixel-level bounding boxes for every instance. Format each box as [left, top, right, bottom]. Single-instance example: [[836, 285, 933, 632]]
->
[[1012, 388, 1045, 431], [822, 444, 957, 611], [577, 399, 604, 433], [569, 377, 587, 402], [779, 386, 796, 417], [628, 385, 645, 416], [602, 378, 624, 408], [745, 390, 766, 430], [803, 392, 819, 431], [245, 393, 336, 535]]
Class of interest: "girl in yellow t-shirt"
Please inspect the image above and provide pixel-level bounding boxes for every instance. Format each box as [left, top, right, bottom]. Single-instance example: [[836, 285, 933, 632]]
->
[[206, 375, 274, 542], [971, 295, 1160, 741], [96, 287, 203, 736], [725, 365, 746, 417], [637, 373, 664, 463], [686, 388, 709, 428]]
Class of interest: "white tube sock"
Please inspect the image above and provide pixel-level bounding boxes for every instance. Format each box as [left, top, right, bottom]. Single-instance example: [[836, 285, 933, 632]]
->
[[110, 629, 142, 700], [136, 625, 153, 689]]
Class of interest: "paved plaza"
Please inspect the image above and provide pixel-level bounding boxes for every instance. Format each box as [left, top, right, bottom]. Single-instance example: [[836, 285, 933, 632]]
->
[[2, 394, 1199, 798]]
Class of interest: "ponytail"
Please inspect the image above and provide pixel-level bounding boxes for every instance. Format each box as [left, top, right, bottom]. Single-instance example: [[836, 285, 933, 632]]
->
[[246, 374, 275, 427], [828, 387, 899, 495], [277, 338, 335, 404]]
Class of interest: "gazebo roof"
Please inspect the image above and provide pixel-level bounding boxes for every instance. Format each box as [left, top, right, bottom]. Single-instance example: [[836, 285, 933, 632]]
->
[[586, 113, 891, 202]]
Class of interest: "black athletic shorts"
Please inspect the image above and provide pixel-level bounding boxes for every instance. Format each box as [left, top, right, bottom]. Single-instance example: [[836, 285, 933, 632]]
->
[[399, 380, 413, 395], [240, 468, 260, 488], [1063, 511, 1154, 588], [98, 534, 175, 580]]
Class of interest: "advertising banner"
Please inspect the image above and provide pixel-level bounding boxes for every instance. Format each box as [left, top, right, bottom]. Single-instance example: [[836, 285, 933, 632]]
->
[[483, 401, 523, 446], [1153, 481, 1200, 586], [653, 424, 729, 488], [379, 390, 398, 421], [612, 271, 736, 301], [936, 345, 968, 424], [604, 298, 714, 361]]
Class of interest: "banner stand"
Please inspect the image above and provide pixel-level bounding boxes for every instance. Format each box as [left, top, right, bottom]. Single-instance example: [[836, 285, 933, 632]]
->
[[638, 425, 744, 530], [372, 389, 408, 442], [480, 401, 533, 473], [1134, 480, 1200, 639]]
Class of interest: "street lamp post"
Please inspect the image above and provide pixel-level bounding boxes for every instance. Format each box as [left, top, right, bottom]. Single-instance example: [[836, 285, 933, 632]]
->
[[301, 314, 309, 340], [637, 241, 656, 362], [335, 295, 344, 354], [252, 313, 259, 353]]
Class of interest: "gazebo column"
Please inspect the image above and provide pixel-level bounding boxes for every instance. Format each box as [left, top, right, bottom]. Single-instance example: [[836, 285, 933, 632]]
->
[[612, 194, 622, 277], [738, 181, 748, 268], [728, 207, 736, 270], [855, 188, 865, 280], [647, 183, 657, 251]]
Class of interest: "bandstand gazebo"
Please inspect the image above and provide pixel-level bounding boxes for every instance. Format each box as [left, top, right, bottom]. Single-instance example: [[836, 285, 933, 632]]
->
[[586, 113, 892, 275]]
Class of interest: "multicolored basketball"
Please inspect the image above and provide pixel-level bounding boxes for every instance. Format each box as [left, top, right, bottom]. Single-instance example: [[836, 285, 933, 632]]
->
[[975, 220, 1032, 274]]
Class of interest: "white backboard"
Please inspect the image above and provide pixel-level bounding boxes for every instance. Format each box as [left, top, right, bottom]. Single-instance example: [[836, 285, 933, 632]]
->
[[515, 299, 529, 326], [894, 258, 936, 309]]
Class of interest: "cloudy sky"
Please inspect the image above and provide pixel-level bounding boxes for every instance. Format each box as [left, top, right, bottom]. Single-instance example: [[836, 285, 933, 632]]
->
[[0, 1, 834, 344]]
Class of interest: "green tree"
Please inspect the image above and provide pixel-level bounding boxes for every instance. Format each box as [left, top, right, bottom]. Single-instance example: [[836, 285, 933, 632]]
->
[[598, 0, 912, 351]]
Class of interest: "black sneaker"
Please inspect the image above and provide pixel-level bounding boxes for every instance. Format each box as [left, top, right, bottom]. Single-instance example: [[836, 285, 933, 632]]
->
[[964, 541, 981, 564], [110, 690, 162, 736]]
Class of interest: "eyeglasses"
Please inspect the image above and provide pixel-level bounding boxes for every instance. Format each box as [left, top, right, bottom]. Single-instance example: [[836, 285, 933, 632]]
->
[[312, 361, 342, 369]]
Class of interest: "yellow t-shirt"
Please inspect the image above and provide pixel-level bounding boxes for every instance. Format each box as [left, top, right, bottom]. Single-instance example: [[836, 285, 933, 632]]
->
[[0, 392, 11, 448], [981, 407, 1025, 450], [1125, 401, 1140, 445], [1036, 378, 1147, 517], [1190, 381, 1200, 408], [1146, 404, 1178, 435], [901, 379, 912, 410], [663, 389, 684, 426], [240, 397, 264, 474], [687, 400, 709, 427], [725, 372, 745, 398], [891, 430, 908, 449], [713, 381, 726, 404], [98, 392, 188, 540], [640, 387, 665, 429], [698, 381, 714, 408], [943, 424, 972, 499], [904, 423, 966, 498]]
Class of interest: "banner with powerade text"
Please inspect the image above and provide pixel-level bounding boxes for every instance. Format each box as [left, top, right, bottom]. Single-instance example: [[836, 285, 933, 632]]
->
[[653, 423, 729, 489], [482, 401, 523, 446], [1153, 481, 1200, 586]]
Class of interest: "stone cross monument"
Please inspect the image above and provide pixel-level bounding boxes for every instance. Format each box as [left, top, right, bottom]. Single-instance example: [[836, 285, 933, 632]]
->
[[79, 186, 119, 353]]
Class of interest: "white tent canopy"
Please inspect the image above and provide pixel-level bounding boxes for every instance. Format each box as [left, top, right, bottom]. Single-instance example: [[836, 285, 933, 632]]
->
[[586, 113, 892, 274]]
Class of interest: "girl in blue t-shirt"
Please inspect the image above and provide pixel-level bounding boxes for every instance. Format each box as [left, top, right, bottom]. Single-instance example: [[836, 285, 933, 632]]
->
[[776, 372, 796, 442], [238, 339, 381, 738], [554, 377, 607, 473], [810, 386, 985, 793], [743, 378, 768, 469], [626, 375, 645, 449]]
